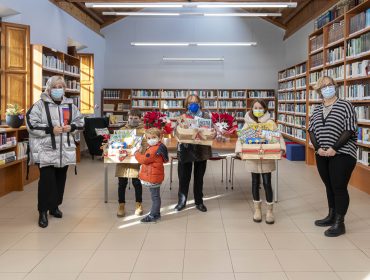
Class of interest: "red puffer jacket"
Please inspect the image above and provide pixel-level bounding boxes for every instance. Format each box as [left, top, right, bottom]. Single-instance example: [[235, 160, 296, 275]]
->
[[135, 143, 169, 184]]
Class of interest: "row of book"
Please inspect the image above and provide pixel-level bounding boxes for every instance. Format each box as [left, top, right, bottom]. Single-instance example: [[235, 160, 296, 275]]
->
[[346, 32, 370, 58], [70, 96, 80, 108], [103, 90, 123, 100], [356, 105, 370, 121], [0, 134, 16, 149], [296, 77, 306, 88], [65, 80, 80, 91], [161, 100, 184, 108], [314, 4, 345, 30], [248, 91, 275, 98], [132, 90, 160, 98], [296, 63, 307, 75], [17, 142, 28, 160], [310, 34, 324, 52], [309, 70, 323, 85], [163, 111, 182, 119], [346, 59, 370, 78], [358, 127, 370, 144], [219, 101, 246, 108], [0, 151, 16, 166], [309, 90, 322, 101], [295, 104, 306, 114], [268, 101, 275, 109], [328, 20, 345, 44], [326, 65, 344, 80], [132, 100, 159, 108], [326, 46, 344, 64], [278, 64, 306, 81], [296, 91, 306, 101], [278, 125, 306, 141], [161, 90, 187, 99], [203, 101, 217, 109], [279, 92, 295, 101], [64, 64, 80, 75], [357, 147, 370, 166], [349, 8, 370, 35], [279, 81, 295, 91], [218, 91, 247, 99], [42, 54, 80, 75], [310, 52, 324, 68], [345, 82, 370, 100], [117, 103, 130, 110]]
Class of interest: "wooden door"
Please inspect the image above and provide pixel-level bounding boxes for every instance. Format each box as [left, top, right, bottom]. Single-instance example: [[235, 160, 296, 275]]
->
[[0, 22, 30, 119], [78, 53, 94, 114]]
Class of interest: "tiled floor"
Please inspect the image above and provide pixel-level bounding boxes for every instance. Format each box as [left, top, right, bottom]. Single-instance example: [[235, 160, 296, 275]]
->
[[0, 157, 370, 280]]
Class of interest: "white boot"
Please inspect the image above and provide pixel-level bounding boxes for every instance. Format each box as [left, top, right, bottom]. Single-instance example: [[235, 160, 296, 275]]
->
[[266, 202, 275, 225], [253, 200, 262, 223]]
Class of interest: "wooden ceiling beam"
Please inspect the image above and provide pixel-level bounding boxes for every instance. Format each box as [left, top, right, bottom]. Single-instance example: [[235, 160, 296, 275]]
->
[[73, 2, 105, 24], [282, 0, 310, 25]]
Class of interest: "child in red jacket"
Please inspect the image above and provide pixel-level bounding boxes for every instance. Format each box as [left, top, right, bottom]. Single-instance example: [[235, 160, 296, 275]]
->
[[135, 128, 168, 223]]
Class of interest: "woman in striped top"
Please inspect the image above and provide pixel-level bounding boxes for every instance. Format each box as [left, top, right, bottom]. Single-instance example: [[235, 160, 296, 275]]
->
[[308, 76, 357, 237]]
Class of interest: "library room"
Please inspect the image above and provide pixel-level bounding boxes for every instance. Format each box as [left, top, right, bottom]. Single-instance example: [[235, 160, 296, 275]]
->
[[0, 0, 370, 279]]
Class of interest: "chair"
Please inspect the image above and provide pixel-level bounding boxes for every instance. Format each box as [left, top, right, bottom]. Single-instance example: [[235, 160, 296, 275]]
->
[[229, 154, 242, 190], [169, 153, 229, 190], [83, 117, 109, 159]]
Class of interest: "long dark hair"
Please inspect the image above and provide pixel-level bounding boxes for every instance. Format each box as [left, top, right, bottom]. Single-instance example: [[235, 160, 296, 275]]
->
[[248, 99, 268, 123]]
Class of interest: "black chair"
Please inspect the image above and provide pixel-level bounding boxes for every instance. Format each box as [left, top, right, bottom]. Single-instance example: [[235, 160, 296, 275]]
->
[[83, 117, 109, 159]]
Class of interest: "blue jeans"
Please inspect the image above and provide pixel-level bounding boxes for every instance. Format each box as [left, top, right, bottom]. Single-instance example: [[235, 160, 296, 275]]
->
[[149, 187, 161, 218]]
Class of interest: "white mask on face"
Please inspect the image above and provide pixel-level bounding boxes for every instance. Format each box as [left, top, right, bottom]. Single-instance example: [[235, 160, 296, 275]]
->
[[321, 85, 336, 99], [147, 138, 159, 146]]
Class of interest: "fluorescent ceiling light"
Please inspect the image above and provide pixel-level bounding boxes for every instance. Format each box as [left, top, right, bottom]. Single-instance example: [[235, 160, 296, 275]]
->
[[163, 57, 225, 61], [204, 13, 282, 17], [104, 11, 281, 17], [103, 12, 180, 16], [131, 42, 257, 46], [86, 2, 297, 9]]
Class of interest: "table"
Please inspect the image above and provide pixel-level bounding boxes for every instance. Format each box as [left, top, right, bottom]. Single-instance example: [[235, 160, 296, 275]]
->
[[103, 138, 279, 203]]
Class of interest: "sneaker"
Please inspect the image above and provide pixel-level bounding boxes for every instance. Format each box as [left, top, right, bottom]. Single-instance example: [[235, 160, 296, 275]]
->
[[140, 214, 160, 224]]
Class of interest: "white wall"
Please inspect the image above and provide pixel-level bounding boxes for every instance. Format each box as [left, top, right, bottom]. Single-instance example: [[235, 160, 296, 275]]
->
[[282, 20, 315, 68], [0, 0, 105, 115], [102, 15, 285, 89]]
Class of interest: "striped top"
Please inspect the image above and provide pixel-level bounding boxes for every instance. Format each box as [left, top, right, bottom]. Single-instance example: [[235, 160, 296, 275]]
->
[[308, 99, 358, 159]]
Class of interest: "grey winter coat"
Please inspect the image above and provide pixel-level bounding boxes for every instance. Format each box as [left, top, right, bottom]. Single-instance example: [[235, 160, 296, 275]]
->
[[26, 92, 84, 168]]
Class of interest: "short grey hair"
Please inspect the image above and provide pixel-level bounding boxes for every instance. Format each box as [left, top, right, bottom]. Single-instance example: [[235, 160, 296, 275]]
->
[[45, 76, 66, 93]]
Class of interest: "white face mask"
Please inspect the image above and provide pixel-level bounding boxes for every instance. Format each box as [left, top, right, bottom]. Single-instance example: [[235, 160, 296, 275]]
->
[[50, 88, 64, 100], [321, 85, 336, 99], [147, 138, 159, 146]]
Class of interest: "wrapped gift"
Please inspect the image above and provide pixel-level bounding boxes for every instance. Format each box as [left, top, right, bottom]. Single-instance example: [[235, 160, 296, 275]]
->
[[104, 129, 142, 163], [238, 123, 282, 160], [176, 117, 213, 146]]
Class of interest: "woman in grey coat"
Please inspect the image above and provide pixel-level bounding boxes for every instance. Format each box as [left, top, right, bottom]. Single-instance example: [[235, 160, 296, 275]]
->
[[26, 76, 84, 228]]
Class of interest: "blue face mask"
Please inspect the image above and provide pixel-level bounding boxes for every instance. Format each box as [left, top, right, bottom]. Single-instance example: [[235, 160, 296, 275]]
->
[[188, 103, 200, 113], [51, 88, 64, 100], [321, 86, 336, 99]]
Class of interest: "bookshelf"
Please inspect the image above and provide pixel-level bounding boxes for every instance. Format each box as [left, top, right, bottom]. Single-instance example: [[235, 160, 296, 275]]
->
[[101, 88, 277, 128], [305, 0, 370, 193], [277, 61, 308, 145], [0, 126, 39, 197], [32, 45, 81, 107]]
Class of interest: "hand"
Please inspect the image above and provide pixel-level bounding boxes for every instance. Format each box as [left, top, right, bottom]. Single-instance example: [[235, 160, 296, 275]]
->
[[53, 126, 63, 135], [317, 148, 327, 157], [210, 128, 217, 139], [326, 147, 337, 157], [62, 125, 71, 133], [280, 149, 286, 156]]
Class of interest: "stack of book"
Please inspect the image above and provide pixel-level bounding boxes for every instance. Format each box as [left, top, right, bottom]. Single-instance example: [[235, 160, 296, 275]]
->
[[346, 82, 370, 100], [296, 64, 306, 75], [296, 77, 306, 89], [314, 3, 346, 30], [346, 32, 370, 57], [132, 90, 160, 98], [349, 8, 370, 35], [43, 54, 63, 71], [249, 90, 275, 98], [309, 70, 323, 85], [357, 147, 370, 166], [0, 133, 16, 149], [132, 100, 159, 108], [326, 65, 344, 80], [231, 91, 246, 98], [64, 64, 80, 75], [296, 91, 306, 101], [326, 46, 344, 63], [0, 151, 16, 165], [328, 20, 345, 44]]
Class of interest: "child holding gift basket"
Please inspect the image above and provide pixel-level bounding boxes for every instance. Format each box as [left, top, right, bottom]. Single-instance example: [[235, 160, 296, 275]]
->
[[235, 99, 286, 224], [135, 128, 168, 223]]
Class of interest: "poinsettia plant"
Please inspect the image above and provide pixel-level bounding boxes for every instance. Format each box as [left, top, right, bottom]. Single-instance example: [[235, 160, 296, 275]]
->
[[143, 111, 173, 134], [211, 112, 238, 136]]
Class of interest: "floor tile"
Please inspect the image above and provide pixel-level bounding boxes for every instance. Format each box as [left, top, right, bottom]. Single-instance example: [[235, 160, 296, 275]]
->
[[11, 232, 66, 250], [285, 272, 340, 280], [186, 232, 228, 250], [98, 232, 146, 250], [184, 250, 233, 272], [235, 273, 288, 280], [77, 273, 130, 280], [134, 250, 184, 272], [143, 232, 186, 250], [230, 250, 282, 272], [266, 232, 314, 250], [84, 250, 139, 272], [0, 250, 48, 272], [227, 233, 271, 250], [319, 250, 370, 271], [274, 250, 331, 272], [55, 233, 106, 250]]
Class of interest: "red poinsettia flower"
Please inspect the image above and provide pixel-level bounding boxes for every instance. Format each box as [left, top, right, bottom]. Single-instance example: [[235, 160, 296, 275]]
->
[[211, 112, 238, 135], [143, 111, 173, 134]]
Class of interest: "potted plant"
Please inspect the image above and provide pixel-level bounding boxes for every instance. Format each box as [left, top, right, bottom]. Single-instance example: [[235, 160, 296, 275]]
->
[[5, 104, 24, 128]]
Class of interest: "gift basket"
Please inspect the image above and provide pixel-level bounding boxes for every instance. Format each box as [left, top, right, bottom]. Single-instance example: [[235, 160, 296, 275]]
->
[[237, 122, 282, 160], [175, 116, 214, 146], [211, 112, 238, 142], [102, 129, 143, 164]]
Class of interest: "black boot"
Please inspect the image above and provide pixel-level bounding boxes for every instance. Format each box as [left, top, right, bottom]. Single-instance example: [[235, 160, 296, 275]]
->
[[196, 204, 207, 212], [324, 214, 345, 237], [38, 211, 48, 228], [50, 207, 63, 218], [174, 193, 187, 211], [314, 208, 335, 227]]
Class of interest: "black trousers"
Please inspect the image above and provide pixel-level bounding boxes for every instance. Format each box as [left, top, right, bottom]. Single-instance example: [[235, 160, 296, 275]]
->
[[251, 173, 273, 203], [38, 165, 69, 212], [178, 160, 207, 205], [118, 177, 142, 203], [316, 154, 356, 216]]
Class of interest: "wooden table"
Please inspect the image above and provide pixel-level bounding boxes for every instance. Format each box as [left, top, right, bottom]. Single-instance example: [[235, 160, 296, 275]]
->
[[103, 138, 280, 203]]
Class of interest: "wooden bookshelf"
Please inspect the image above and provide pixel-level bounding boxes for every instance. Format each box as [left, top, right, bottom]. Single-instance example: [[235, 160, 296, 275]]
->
[[101, 88, 277, 128], [0, 126, 39, 197], [32, 45, 81, 107], [306, 0, 370, 193], [277, 61, 308, 146]]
